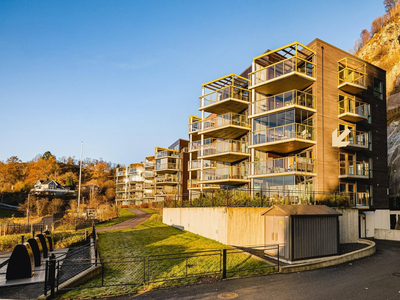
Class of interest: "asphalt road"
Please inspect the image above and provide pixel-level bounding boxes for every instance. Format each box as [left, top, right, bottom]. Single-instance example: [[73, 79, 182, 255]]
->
[[136, 239, 400, 300]]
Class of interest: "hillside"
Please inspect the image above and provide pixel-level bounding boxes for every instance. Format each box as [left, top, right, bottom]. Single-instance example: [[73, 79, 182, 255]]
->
[[355, 7, 400, 196]]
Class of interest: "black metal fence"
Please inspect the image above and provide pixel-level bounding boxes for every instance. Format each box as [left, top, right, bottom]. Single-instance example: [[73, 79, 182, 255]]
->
[[154, 188, 364, 208], [44, 245, 279, 296]]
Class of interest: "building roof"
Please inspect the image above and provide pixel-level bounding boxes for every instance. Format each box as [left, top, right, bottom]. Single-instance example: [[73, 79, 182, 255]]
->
[[262, 205, 342, 217]]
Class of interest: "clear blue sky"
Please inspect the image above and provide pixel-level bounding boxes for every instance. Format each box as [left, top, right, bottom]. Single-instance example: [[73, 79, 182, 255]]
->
[[0, 0, 385, 166]]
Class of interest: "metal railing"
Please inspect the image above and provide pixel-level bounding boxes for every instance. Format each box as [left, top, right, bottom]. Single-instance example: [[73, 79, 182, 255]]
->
[[189, 120, 202, 134], [189, 140, 201, 152], [249, 56, 315, 87], [155, 163, 179, 171], [199, 85, 250, 109], [155, 151, 179, 159], [338, 57, 366, 88], [189, 160, 216, 170], [156, 174, 179, 183], [248, 157, 316, 176], [144, 161, 154, 168], [200, 112, 250, 132], [252, 123, 315, 145], [251, 89, 315, 116]]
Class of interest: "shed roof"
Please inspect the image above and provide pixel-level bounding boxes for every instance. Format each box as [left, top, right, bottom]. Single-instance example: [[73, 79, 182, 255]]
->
[[262, 205, 342, 217]]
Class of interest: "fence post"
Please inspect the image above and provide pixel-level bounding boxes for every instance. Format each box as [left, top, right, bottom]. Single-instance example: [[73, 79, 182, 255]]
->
[[49, 254, 56, 298], [44, 260, 48, 296], [277, 245, 280, 272], [222, 249, 227, 279]]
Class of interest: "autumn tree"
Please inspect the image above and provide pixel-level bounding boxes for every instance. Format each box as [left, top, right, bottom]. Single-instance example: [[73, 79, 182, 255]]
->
[[384, 0, 398, 12]]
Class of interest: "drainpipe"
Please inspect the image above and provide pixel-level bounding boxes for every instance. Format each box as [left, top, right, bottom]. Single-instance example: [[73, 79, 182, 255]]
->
[[321, 46, 325, 193]]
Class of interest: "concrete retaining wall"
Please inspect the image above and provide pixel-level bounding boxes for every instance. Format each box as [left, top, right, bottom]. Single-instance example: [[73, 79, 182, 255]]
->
[[164, 207, 359, 246], [374, 228, 400, 240]]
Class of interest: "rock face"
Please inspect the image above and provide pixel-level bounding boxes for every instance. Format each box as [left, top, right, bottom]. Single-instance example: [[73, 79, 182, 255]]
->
[[356, 14, 400, 195]]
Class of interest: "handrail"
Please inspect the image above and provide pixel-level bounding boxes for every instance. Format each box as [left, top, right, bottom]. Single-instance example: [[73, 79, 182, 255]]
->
[[249, 55, 316, 76], [339, 161, 369, 177], [251, 89, 315, 116], [251, 123, 315, 145], [199, 85, 250, 100]]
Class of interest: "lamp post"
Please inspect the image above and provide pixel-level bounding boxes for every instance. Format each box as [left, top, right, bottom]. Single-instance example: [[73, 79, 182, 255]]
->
[[27, 194, 30, 227]]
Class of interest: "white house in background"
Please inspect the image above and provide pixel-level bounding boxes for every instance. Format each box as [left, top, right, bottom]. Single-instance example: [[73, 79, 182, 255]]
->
[[31, 180, 74, 195]]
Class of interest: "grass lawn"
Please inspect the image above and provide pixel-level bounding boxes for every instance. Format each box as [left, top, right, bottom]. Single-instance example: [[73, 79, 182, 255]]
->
[[139, 208, 158, 214], [94, 208, 136, 229], [61, 213, 274, 299]]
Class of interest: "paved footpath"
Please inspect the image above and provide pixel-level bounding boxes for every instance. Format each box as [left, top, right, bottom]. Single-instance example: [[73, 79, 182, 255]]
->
[[97, 208, 150, 232]]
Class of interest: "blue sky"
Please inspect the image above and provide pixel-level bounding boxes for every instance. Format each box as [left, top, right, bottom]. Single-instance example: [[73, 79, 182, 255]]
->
[[0, 0, 385, 165]]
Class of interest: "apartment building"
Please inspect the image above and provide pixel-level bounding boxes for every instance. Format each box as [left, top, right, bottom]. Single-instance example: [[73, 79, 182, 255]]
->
[[115, 163, 145, 206], [188, 39, 388, 226], [154, 139, 189, 202], [143, 155, 156, 202]]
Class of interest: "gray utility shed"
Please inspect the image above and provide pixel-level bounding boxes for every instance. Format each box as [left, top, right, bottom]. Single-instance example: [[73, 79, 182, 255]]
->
[[262, 205, 342, 261]]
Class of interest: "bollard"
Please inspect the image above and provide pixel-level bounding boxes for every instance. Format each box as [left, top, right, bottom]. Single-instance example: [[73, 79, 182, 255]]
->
[[85, 230, 88, 241], [21, 235, 24, 244], [222, 249, 227, 279], [32, 230, 35, 238]]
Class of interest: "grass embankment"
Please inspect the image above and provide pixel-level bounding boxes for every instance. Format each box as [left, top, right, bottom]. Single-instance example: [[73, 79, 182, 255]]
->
[[61, 212, 273, 299], [0, 208, 136, 252], [139, 208, 158, 214]]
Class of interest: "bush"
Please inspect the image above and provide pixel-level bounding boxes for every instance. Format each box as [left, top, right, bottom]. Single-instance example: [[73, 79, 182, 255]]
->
[[139, 203, 149, 208]]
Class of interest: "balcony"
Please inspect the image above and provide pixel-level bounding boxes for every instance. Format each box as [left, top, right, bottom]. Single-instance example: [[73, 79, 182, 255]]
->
[[143, 170, 155, 178], [249, 42, 316, 95], [338, 96, 369, 123], [199, 138, 250, 162], [144, 181, 154, 188], [189, 140, 201, 152], [144, 161, 154, 169], [250, 89, 315, 118], [251, 123, 315, 153], [189, 160, 216, 171], [200, 113, 250, 139], [339, 161, 370, 179], [156, 174, 179, 186], [155, 163, 179, 174], [200, 165, 249, 186], [338, 129, 369, 150], [144, 190, 155, 198], [155, 149, 179, 159], [338, 57, 367, 94], [248, 156, 316, 178], [188, 179, 219, 189], [199, 74, 250, 114]]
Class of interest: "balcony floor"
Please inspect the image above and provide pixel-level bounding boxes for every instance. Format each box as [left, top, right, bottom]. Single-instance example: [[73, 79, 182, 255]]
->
[[339, 175, 369, 179], [338, 113, 368, 123], [156, 182, 179, 186], [199, 152, 250, 163], [339, 144, 369, 151], [338, 82, 367, 94], [251, 72, 315, 95], [249, 171, 316, 178], [156, 169, 179, 174], [200, 98, 249, 114], [249, 139, 315, 154], [201, 125, 250, 139]]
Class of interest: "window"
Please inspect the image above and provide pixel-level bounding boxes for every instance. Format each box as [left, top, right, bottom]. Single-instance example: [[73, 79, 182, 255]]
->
[[374, 78, 383, 100]]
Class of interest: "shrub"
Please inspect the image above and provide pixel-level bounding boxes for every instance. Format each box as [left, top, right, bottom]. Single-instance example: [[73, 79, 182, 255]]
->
[[139, 203, 149, 208]]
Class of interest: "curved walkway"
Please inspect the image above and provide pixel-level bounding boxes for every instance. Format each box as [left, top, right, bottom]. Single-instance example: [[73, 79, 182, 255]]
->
[[97, 209, 150, 232]]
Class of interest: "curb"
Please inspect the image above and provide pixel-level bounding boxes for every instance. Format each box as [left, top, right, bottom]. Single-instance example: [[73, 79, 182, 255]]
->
[[279, 239, 375, 273]]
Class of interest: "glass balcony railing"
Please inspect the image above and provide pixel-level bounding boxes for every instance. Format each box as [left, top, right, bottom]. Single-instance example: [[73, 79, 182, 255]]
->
[[156, 188, 178, 195], [144, 182, 154, 188], [155, 163, 179, 171], [200, 138, 249, 157], [116, 179, 127, 184], [339, 129, 369, 148], [189, 120, 202, 134], [199, 85, 250, 109], [156, 174, 179, 183], [144, 190, 155, 197], [189, 160, 216, 170], [339, 161, 370, 178], [189, 141, 201, 152], [116, 171, 125, 176], [338, 58, 366, 90], [249, 156, 316, 176], [338, 97, 369, 120], [252, 123, 315, 145], [155, 150, 179, 159], [143, 171, 154, 178], [200, 113, 250, 132], [188, 179, 200, 188], [251, 90, 315, 116], [202, 165, 249, 182], [249, 56, 315, 87], [144, 161, 154, 168]]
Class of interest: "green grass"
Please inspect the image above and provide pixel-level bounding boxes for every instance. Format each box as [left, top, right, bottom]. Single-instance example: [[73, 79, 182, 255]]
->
[[139, 208, 158, 214], [0, 209, 23, 219], [84, 208, 136, 230], [61, 213, 274, 299]]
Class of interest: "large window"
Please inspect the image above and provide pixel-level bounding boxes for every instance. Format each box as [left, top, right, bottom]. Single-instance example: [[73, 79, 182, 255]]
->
[[374, 78, 383, 100]]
